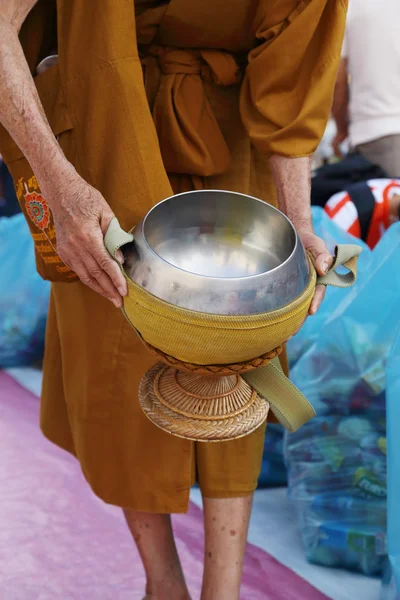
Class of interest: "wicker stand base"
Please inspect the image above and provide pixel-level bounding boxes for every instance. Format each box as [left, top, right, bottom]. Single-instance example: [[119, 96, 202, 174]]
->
[[139, 363, 270, 442]]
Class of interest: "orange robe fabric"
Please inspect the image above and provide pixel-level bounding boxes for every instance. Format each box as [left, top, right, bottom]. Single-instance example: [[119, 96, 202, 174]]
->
[[0, 0, 347, 512]]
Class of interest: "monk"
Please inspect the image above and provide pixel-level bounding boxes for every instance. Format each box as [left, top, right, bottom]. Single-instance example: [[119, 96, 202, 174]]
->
[[0, 1, 347, 598]]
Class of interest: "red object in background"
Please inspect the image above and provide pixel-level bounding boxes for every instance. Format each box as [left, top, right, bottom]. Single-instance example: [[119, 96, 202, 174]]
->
[[324, 179, 400, 249]]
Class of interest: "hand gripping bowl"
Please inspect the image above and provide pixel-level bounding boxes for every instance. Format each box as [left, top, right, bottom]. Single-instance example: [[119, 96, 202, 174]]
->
[[105, 190, 361, 442]]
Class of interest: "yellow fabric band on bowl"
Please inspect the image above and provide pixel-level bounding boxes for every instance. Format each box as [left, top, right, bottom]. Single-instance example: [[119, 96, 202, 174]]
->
[[122, 257, 316, 365]]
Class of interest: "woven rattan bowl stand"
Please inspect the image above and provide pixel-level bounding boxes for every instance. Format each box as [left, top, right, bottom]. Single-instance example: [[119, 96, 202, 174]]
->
[[138, 344, 282, 442]]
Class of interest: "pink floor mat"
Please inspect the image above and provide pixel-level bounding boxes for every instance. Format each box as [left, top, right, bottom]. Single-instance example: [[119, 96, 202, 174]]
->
[[0, 371, 328, 599]]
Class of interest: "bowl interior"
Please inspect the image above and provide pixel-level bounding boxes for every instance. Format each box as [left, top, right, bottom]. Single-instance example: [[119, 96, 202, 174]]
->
[[142, 191, 296, 278]]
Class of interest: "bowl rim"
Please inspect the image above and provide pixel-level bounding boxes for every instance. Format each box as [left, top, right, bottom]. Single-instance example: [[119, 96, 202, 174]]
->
[[139, 189, 302, 281]]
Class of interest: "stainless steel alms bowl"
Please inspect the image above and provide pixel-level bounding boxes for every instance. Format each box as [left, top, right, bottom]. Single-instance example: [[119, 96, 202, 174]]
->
[[122, 190, 311, 316]]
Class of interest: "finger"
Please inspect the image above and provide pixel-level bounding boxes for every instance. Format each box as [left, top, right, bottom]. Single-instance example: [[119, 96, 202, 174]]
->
[[309, 285, 326, 315], [306, 238, 334, 277], [314, 251, 334, 277], [71, 258, 121, 306], [81, 250, 124, 307], [99, 209, 127, 268], [314, 255, 333, 277], [91, 230, 128, 297]]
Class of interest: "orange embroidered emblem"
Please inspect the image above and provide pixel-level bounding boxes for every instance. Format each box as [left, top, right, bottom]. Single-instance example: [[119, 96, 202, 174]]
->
[[25, 191, 51, 230], [16, 176, 78, 281]]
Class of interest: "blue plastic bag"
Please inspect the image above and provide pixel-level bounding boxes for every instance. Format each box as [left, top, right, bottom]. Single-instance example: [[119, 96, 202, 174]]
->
[[381, 560, 399, 600], [287, 207, 371, 368], [285, 414, 387, 575], [269, 209, 370, 489], [386, 323, 400, 597], [290, 222, 400, 417], [286, 223, 400, 575], [0, 214, 50, 366]]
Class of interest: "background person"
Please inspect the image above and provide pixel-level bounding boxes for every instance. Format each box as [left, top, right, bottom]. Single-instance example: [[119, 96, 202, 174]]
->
[[332, 0, 400, 176]]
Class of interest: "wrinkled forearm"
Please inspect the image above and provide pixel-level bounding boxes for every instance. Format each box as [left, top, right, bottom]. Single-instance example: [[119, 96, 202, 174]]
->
[[0, 14, 74, 208], [269, 155, 313, 232]]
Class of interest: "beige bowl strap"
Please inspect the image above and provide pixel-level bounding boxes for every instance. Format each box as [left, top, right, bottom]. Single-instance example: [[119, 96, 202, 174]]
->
[[104, 217, 134, 259], [243, 357, 315, 432], [316, 243, 362, 288]]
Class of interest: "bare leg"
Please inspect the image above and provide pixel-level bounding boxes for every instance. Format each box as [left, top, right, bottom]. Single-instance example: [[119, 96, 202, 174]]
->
[[123, 509, 191, 600], [201, 496, 253, 600]]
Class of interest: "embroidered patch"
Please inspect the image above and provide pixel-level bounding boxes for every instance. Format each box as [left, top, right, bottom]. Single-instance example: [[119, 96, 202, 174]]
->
[[25, 191, 50, 230], [15, 176, 78, 280]]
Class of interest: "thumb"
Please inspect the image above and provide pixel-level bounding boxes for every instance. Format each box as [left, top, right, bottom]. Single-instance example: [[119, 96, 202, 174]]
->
[[99, 206, 115, 237], [99, 209, 125, 265], [306, 236, 333, 277], [115, 249, 125, 265]]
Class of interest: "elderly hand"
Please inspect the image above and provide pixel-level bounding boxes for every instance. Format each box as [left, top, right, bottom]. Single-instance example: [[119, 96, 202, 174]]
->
[[49, 171, 127, 307], [268, 155, 334, 319], [297, 227, 333, 315], [283, 227, 333, 344]]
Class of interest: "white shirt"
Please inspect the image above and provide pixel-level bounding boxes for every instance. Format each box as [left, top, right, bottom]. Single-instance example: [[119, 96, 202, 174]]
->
[[342, 0, 400, 147]]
